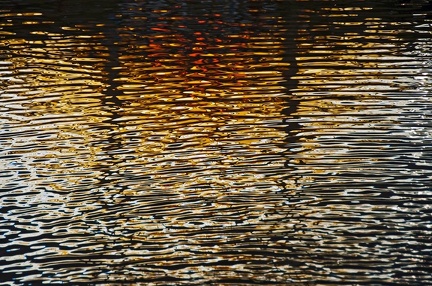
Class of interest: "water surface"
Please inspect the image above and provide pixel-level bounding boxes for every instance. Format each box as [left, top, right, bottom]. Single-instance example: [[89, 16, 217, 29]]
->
[[1, 0, 431, 285]]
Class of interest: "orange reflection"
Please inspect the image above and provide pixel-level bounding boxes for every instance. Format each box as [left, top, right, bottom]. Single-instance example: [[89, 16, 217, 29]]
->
[[1, 7, 292, 220], [107, 10, 291, 207]]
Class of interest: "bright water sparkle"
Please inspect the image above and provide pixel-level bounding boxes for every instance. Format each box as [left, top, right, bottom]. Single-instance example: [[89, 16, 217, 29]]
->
[[1, 0, 432, 285]]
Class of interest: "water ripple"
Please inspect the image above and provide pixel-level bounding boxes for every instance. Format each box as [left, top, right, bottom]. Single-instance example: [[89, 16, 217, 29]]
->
[[1, 0, 432, 285]]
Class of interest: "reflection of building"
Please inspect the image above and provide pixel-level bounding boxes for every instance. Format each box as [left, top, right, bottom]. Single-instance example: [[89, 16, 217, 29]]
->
[[1, 1, 294, 199], [0, 2, 296, 284], [105, 1, 292, 201], [3, 1, 432, 284], [1, 2, 296, 282]]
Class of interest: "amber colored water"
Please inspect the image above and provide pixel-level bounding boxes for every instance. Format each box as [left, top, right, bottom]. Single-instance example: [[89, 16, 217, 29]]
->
[[1, 0, 431, 285]]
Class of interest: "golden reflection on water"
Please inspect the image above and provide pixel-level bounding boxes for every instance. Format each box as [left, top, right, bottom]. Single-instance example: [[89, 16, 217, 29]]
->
[[2, 5, 292, 237], [1, 1, 432, 284]]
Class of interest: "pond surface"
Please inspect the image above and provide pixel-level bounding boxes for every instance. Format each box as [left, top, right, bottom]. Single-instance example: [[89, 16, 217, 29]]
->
[[1, 0, 431, 285]]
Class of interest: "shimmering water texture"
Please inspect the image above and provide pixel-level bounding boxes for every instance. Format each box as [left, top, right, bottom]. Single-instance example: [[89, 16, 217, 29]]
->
[[1, 0, 432, 285]]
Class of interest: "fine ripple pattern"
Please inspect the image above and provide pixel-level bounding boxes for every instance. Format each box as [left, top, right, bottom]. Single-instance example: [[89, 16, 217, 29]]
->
[[1, 1, 432, 285]]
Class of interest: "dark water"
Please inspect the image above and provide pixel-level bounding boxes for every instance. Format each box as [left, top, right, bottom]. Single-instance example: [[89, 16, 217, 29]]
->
[[1, 0, 432, 285]]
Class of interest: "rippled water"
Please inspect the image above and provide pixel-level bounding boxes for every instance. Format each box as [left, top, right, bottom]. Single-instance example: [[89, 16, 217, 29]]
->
[[1, 0, 432, 285]]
